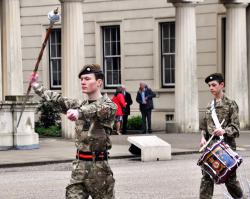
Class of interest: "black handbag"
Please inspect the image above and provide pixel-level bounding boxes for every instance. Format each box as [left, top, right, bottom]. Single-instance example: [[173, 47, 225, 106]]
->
[[122, 107, 127, 115]]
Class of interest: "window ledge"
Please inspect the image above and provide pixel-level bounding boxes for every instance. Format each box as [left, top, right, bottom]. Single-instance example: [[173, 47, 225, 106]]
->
[[102, 88, 175, 95], [101, 89, 116, 94], [154, 88, 175, 93]]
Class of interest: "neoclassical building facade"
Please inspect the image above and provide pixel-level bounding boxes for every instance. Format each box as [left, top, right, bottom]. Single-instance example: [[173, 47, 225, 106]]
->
[[0, 0, 250, 138]]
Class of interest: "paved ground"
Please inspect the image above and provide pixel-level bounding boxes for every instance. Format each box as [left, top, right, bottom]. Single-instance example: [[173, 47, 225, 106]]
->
[[1, 131, 250, 167], [0, 132, 250, 198], [0, 153, 249, 199]]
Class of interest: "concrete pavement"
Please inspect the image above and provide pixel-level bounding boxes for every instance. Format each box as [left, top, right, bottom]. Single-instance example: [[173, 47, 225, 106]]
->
[[0, 131, 250, 168], [1, 155, 250, 199]]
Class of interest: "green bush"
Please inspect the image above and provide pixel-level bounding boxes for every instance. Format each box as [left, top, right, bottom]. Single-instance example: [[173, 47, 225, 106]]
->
[[35, 99, 61, 137], [127, 115, 142, 130], [35, 125, 61, 137], [36, 100, 61, 128]]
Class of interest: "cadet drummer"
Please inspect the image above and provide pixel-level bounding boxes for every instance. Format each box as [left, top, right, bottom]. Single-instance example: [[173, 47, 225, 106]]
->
[[30, 64, 117, 199], [199, 73, 244, 199]]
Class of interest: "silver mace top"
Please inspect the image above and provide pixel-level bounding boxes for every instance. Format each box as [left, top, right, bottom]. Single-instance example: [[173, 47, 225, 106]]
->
[[48, 8, 60, 24]]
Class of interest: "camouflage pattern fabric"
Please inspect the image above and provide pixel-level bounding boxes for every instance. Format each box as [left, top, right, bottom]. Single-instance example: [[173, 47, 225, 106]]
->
[[33, 84, 117, 199], [199, 95, 243, 199], [66, 160, 115, 199], [200, 171, 243, 199]]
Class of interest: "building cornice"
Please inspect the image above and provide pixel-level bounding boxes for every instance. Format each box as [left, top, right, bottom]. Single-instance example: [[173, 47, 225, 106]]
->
[[220, 0, 250, 4], [59, 0, 83, 3], [167, 0, 203, 4]]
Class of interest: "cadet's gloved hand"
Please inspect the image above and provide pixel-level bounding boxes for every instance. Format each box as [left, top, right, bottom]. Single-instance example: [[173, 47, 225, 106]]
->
[[30, 72, 39, 87], [67, 109, 79, 121], [213, 128, 225, 136]]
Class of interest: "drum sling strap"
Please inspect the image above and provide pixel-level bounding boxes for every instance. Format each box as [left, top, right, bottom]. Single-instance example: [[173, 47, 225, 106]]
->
[[210, 99, 224, 140]]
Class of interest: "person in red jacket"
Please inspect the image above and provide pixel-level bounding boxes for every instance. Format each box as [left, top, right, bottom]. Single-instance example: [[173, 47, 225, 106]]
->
[[112, 87, 126, 135]]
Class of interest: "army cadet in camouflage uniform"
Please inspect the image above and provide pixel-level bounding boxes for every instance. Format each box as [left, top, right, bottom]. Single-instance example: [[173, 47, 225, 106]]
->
[[30, 64, 117, 199], [199, 73, 243, 199]]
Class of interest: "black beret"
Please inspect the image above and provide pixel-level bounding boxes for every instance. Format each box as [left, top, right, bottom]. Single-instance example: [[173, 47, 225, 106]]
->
[[205, 73, 224, 84], [78, 64, 102, 78]]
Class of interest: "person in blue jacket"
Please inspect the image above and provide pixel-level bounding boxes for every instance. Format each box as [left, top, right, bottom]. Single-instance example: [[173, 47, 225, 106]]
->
[[136, 82, 156, 134]]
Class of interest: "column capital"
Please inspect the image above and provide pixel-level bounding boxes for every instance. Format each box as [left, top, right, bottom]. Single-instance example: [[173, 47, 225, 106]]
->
[[220, 0, 249, 6], [59, 0, 83, 3], [167, 0, 203, 4]]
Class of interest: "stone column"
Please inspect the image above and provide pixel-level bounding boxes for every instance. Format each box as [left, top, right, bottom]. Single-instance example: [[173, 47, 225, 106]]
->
[[168, 0, 201, 133], [221, 0, 249, 129], [59, 0, 84, 138], [247, 5, 250, 127], [0, 1, 2, 101], [2, 0, 23, 96]]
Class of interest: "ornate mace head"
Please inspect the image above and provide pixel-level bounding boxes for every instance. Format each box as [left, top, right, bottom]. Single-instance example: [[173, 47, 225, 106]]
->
[[48, 8, 60, 24]]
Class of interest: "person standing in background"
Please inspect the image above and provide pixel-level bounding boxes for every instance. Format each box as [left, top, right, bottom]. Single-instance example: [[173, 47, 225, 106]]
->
[[121, 85, 133, 134], [112, 87, 126, 135], [136, 82, 156, 134]]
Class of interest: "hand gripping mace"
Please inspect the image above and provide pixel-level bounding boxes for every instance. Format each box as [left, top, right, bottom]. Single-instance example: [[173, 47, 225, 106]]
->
[[16, 8, 60, 128]]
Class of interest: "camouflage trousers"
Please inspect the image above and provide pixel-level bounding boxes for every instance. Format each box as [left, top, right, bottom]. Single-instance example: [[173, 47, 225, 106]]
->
[[199, 171, 243, 199], [66, 160, 115, 199]]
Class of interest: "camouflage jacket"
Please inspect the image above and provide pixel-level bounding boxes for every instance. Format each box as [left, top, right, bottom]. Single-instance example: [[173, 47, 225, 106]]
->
[[200, 95, 240, 149], [33, 84, 117, 152]]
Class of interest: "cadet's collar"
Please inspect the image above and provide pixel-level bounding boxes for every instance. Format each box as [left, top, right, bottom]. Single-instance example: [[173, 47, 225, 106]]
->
[[97, 93, 108, 103], [88, 99, 96, 104], [214, 94, 227, 107]]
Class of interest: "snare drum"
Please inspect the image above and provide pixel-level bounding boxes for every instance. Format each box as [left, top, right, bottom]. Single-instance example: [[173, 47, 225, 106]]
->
[[197, 140, 242, 184]]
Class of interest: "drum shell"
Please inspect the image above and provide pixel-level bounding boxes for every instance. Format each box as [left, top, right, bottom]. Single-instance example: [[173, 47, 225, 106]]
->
[[197, 140, 242, 184]]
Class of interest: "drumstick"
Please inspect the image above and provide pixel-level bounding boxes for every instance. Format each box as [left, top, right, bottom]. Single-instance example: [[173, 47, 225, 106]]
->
[[199, 119, 225, 152]]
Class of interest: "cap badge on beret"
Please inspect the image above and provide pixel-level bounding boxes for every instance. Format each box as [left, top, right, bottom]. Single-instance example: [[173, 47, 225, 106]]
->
[[78, 64, 103, 78], [205, 73, 224, 84]]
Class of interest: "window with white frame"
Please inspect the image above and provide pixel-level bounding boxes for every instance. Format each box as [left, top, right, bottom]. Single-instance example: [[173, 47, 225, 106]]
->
[[102, 26, 121, 88], [161, 22, 175, 87], [49, 28, 61, 89]]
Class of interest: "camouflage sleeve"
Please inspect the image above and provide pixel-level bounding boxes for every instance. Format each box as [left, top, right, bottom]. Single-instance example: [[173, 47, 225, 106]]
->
[[33, 84, 80, 114], [200, 117, 206, 131], [199, 109, 207, 133], [78, 100, 117, 122], [200, 117, 208, 139], [224, 100, 240, 138]]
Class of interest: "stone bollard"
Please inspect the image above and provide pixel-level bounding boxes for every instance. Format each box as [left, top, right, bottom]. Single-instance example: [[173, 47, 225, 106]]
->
[[0, 95, 39, 150]]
